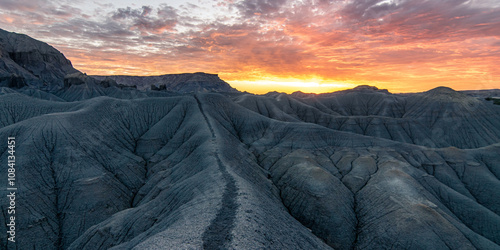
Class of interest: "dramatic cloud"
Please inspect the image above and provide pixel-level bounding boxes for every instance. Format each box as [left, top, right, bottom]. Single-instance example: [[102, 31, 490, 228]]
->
[[1, 0, 499, 93], [111, 5, 177, 34], [235, 0, 288, 17]]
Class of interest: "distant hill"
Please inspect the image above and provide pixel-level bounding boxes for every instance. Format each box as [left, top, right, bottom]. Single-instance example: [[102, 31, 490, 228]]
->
[[0, 29, 237, 94], [92, 72, 238, 93], [462, 89, 500, 98]]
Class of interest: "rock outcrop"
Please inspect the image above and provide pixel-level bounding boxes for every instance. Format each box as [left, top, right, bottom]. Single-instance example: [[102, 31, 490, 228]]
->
[[92, 72, 238, 93], [0, 29, 78, 90]]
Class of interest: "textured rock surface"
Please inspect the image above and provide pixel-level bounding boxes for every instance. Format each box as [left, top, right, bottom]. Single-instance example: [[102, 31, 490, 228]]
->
[[233, 86, 500, 149], [0, 29, 78, 90], [0, 29, 130, 92], [1, 88, 500, 249], [1, 31, 500, 250]]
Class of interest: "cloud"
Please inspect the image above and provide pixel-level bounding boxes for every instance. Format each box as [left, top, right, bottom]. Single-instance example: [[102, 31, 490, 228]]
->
[[0, 0, 80, 21], [340, 0, 500, 41], [112, 6, 152, 19], [235, 0, 288, 17], [1, 0, 499, 92], [111, 5, 178, 34], [0, 0, 51, 12]]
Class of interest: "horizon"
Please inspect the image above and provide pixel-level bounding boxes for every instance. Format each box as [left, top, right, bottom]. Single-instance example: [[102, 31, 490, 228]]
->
[[1, 0, 499, 94], [90, 71, 499, 95]]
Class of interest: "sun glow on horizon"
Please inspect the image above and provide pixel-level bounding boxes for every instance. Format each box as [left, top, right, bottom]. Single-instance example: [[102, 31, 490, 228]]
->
[[228, 79, 359, 94], [5, 0, 498, 95]]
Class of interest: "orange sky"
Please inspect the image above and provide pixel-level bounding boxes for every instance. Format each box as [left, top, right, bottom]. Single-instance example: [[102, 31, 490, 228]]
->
[[1, 0, 499, 94]]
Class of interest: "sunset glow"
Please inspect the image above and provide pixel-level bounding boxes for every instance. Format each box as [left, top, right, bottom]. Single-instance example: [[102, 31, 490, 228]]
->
[[1, 0, 499, 93]]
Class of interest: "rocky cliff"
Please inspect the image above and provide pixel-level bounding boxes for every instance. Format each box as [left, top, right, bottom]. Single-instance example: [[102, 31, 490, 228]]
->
[[0, 29, 79, 90]]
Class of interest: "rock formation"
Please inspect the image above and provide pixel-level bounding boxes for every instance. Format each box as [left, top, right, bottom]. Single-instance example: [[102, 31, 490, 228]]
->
[[0, 29, 78, 90], [92, 72, 238, 93]]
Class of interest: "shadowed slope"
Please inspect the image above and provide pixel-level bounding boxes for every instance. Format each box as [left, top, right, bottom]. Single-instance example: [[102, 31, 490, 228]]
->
[[0, 29, 78, 89], [0, 93, 331, 249], [185, 93, 500, 249], [233, 86, 500, 149], [1, 91, 500, 249]]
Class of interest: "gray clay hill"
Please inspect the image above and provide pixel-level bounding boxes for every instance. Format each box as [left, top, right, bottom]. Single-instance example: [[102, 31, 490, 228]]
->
[[1, 29, 500, 249]]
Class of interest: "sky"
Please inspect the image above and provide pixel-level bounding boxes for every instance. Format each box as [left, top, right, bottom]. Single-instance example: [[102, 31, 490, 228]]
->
[[1, 0, 499, 94]]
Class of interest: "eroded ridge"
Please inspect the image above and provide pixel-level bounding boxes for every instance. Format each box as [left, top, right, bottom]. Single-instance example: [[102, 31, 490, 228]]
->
[[195, 95, 239, 249]]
